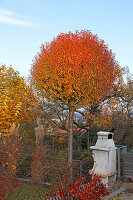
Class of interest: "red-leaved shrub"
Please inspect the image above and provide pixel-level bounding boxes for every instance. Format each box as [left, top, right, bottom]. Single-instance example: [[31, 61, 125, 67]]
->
[[0, 137, 22, 200], [0, 175, 21, 200], [48, 175, 109, 200]]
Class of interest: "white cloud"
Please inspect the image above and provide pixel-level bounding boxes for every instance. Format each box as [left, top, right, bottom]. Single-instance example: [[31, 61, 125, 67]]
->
[[0, 9, 14, 16], [0, 8, 37, 27]]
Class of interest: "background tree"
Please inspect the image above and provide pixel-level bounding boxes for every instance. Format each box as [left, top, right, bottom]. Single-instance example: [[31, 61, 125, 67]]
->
[[76, 66, 133, 147], [105, 66, 133, 145], [31, 30, 120, 181], [0, 65, 38, 137]]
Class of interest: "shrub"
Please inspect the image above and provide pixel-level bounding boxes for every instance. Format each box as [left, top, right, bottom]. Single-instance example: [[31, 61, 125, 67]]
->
[[31, 144, 49, 185], [0, 175, 21, 200], [0, 149, 21, 200], [48, 175, 109, 200], [0, 135, 23, 178]]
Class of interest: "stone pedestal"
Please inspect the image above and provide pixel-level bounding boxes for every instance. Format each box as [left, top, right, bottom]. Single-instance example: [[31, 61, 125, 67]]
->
[[90, 131, 117, 184]]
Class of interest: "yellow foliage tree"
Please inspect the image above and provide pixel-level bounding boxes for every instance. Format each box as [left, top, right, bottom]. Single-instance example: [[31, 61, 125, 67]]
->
[[0, 65, 38, 136]]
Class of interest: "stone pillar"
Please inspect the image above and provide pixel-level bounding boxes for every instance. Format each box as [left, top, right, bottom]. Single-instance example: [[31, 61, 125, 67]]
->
[[90, 131, 117, 184]]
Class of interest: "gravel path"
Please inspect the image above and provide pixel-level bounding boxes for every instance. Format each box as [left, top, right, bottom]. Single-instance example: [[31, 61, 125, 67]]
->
[[114, 189, 133, 200], [104, 181, 133, 200]]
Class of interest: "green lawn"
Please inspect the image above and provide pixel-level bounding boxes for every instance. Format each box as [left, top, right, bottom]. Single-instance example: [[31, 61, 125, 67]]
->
[[7, 183, 48, 200]]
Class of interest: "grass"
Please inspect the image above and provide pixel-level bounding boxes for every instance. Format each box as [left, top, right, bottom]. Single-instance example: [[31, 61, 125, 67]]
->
[[6, 182, 48, 200]]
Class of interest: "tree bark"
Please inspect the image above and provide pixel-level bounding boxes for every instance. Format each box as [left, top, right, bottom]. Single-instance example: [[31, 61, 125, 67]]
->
[[68, 109, 74, 183], [87, 131, 90, 151]]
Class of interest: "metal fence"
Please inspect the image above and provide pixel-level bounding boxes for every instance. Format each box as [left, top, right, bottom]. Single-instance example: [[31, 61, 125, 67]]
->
[[116, 145, 133, 180], [15, 152, 91, 183], [123, 153, 133, 180]]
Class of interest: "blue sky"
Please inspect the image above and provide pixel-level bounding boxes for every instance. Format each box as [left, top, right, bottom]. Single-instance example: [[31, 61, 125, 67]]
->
[[0, 0, 133, 79]]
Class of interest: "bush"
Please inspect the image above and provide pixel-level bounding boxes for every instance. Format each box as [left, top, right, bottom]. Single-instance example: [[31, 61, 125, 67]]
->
[[48, 175, 109, 200], [0, 136, 22, 199], [0, 135, 24, 178], [0, 149, 21, 200], [0, 175, 21, 200], [31, 144, 49, 185]]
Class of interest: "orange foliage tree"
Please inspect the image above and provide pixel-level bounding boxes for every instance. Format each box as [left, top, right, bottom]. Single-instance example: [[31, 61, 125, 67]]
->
[[0, 65, 38, 136], [31, 30, 120, 181]]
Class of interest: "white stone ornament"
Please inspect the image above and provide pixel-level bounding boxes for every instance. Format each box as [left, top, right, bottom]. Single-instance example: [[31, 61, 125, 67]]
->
[[90, 131, 117, 184]]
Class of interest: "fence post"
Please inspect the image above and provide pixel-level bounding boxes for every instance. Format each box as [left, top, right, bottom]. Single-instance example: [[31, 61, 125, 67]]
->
[[117, 147, 121, 178], [80, 160, 82, 179], [122, 146, 127, 154]]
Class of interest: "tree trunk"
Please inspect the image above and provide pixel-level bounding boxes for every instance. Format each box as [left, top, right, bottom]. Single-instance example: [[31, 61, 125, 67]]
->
[[68, 109, 74, 183], [87, 131, 90, 151]]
